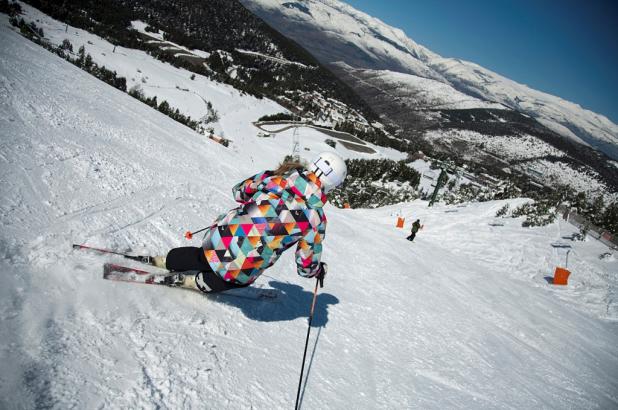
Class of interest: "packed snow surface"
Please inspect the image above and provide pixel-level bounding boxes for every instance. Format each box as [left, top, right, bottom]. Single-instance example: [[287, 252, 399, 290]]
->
[[1, 17, 618, 410]]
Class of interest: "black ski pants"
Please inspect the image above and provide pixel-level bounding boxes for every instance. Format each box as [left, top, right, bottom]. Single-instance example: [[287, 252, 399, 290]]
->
[[165, 247, 249, 293]]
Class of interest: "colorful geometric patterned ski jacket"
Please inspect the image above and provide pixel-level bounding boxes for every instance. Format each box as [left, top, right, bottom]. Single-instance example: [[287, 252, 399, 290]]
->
[[201, 168, 328, 285]]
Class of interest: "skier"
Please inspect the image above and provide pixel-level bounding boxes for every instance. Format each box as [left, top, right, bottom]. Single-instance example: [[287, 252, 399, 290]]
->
[[152, 152, 347, 293], [406, 219, 422, 242]]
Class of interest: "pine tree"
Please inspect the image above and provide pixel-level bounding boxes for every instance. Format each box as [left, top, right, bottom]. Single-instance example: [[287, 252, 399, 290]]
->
[[84, 54, 93, 70], [589, 195, 605, 225], [158, 100, 171, 115], [600, 202, 618, 234], [61, 39, 73, 52]]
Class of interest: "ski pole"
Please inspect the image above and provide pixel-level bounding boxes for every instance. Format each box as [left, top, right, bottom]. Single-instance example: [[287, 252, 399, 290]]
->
[[184, 228, 207, 240], [72, 244, 153, 264], [184, 224, 217, 240], [295, 278, 320, 410]]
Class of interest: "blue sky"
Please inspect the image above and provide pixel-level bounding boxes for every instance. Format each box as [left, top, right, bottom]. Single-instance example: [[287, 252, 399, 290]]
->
[[343, 0, 618, 124]]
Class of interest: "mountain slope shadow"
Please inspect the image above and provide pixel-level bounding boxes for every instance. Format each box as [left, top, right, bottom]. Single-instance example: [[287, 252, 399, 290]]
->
[[210, 281, 339, 327]]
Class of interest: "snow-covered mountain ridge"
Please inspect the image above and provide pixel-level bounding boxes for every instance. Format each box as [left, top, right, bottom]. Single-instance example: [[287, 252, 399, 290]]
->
[[330, 63, 507, 111], [240, 0, 618, 160], [2, 11, 618, 409]]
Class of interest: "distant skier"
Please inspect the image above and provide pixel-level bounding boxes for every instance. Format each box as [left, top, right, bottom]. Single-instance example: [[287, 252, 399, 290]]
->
[[152, 152, 347, 293], [406, 219, 422, 242]]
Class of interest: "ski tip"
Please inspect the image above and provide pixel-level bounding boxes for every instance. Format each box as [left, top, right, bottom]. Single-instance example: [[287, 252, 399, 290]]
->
[[103, 263, 151, 275]]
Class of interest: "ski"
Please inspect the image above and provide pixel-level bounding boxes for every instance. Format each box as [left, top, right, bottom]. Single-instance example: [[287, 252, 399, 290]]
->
[[73, 244, 155, 265], [103, 263, 182, 286], [103, 263, 278, 300]]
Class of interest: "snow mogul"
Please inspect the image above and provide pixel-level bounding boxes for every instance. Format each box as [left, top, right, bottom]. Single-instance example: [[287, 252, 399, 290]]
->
[[152, 152, 347, 293]]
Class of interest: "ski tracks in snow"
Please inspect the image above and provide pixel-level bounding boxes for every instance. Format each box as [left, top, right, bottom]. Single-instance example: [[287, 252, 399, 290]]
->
[[415, 201, 618, 321], [2, 19, 617, 408]]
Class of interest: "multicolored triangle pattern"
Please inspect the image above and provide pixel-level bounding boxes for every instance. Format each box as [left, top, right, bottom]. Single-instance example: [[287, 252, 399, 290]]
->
[[202, 168, 328, 285]]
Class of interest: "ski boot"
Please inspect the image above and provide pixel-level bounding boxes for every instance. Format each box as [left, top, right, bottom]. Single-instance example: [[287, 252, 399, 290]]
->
[[152, 255, 167, 269], [158, 272, 199, 290], [180, 272, 199, 290]]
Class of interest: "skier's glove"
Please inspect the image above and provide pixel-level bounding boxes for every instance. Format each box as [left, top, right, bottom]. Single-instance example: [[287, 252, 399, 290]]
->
[[314, 262, 327, 288]]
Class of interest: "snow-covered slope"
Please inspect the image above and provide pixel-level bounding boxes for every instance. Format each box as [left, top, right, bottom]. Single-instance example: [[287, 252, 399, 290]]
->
[[241, 0, 442, 78], [332, 62, 506, 111], [429, 57, 618, 155], [14, 2, 394, 163], [18, 2, 283, 142], [2, 16, 618, 410], [241, 0, 618, 160], [422, 129, 618, 199]]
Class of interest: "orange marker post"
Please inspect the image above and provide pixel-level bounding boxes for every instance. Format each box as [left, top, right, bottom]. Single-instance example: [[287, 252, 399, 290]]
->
[[396, 217, 405, 228], [553, 267, 570, 285]]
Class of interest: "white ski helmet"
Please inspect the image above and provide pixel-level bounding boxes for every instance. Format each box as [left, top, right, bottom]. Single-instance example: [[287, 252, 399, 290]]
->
[[309, 152, 347, 193]]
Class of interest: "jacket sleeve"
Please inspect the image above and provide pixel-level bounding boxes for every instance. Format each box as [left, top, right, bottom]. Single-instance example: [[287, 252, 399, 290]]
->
[[295, 210, 327, 277], [232, 171, 271, 203]]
